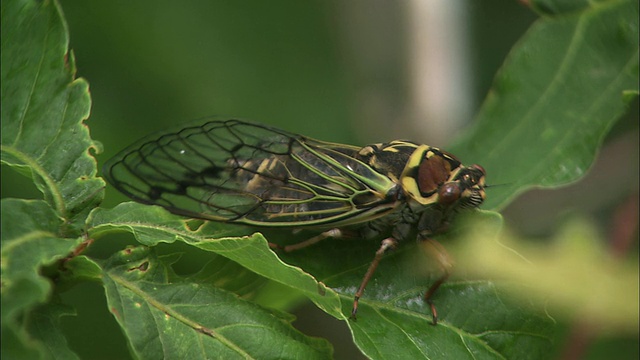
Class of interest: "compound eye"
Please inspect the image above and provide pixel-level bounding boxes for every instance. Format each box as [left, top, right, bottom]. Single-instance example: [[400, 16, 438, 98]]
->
[[472, 164, 486, 175], [438, 182, 461, 205]]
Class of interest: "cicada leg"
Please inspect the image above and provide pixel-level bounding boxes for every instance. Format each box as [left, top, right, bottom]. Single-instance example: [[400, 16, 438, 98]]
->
[[419, 238, 454, 325], [268, 228, 343, 252], [350, 237, 398, 320]]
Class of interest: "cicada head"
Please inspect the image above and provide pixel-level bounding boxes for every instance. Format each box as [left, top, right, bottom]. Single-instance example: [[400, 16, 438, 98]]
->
[[436, 164, 486, 209]]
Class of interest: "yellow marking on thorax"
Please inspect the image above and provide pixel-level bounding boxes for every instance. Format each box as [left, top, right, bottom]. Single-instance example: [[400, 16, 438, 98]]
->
[[399, 145, 461, 205], [400, 145, 432, 204]]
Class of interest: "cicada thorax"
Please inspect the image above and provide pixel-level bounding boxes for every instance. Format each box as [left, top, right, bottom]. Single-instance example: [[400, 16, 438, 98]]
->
[[400, 145, 465, 206], [352, 140, 486, 238], [355, 140, 463, 206]]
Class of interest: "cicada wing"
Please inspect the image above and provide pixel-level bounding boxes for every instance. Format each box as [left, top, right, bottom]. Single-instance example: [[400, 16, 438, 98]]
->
[[104, 120, 398, 227]]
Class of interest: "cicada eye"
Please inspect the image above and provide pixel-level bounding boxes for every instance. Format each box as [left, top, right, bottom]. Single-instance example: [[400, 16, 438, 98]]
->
[[438, 182, 461, 205], [471, 164, 486, 175]]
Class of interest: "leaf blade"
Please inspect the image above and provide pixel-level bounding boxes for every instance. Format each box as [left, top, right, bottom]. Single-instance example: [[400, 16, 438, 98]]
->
[[451, 0, 639, 210], [1, 0, 104, 231], [101, 246, 333, 360], [1, 198, 80, 359]]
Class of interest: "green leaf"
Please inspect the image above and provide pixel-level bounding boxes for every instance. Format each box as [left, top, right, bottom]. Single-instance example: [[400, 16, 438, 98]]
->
[[1, 0, 104, 232], [90, 203, 556, 359], [26, 302, 80, 360], [100, 246, 333, 359], [62, 0, 636, 358], [0, 199, 77, 317], [1, 2, 105, 358], [455, 217, 639, 335], [345, 281, 555, 360], [1, 198, 80, 358], [529, 0, 592, 15], [451, 0, 639, 210], [59, 255, 103, 284], [274, 211, 556, 359], [88, 203, 344, 319]]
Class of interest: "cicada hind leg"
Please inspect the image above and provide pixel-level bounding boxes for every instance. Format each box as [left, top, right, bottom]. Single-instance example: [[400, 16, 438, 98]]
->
[[349, 236, 454, 325], [419, 238, 454, 325], [269, 228, 454, 326]]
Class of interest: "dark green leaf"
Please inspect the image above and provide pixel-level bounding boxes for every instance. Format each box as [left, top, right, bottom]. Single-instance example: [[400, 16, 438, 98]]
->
[[529, 0, 591, 15], [26, 302, 80, 360], [451, 0, 639, 210], [1, 325, 41, 360], [88, 202, 343, 318], [345, 281, 555, 360], [101, 246, 333, 359], [63, 255, 103, 281], [277, 211, 556, 359], [91, 203, 556, 359], [53, 0, 637, 358], [1, 198, 80, 358], [1, 0, 103, 232]]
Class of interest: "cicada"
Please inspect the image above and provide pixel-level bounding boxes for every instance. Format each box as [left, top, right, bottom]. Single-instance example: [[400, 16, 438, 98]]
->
[[103, 119, 486, 323]]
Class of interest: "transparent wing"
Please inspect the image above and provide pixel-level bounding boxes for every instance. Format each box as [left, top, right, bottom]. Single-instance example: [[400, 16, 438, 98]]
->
[[103, 120, 399, 227]]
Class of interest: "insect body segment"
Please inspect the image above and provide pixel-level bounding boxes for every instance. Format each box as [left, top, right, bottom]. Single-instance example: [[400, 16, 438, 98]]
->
[[104, 119, 486, 323]]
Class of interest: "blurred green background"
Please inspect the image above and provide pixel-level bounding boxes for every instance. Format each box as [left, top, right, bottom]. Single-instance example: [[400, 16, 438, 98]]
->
[[3, 1, 637, 359]]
